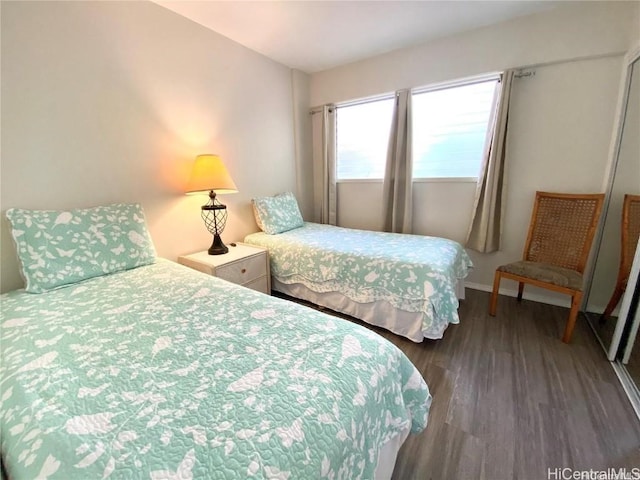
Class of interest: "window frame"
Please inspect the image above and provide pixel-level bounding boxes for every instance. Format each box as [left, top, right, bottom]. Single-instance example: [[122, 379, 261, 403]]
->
[[334, 72, 501, 183], [335, 93, 395, 182]]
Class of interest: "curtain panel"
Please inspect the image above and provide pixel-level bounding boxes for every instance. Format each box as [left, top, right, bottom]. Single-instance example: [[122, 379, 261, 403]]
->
[[311, 105, 337, 225], [466, 70, 515, 253], [382, 89, 414, 234]]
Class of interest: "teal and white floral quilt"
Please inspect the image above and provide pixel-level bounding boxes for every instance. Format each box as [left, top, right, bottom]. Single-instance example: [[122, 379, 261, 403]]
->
[[244, 223, 473, 340], [0, 259, 430, 479]]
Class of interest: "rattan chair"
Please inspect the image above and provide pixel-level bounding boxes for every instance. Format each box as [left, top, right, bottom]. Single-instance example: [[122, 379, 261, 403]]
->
[[601, 194, 640, 321], [489, 191, 605, 343]]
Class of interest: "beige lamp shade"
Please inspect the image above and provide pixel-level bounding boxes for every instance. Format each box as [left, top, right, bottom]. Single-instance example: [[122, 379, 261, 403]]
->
[[186, 154, 238, 194]]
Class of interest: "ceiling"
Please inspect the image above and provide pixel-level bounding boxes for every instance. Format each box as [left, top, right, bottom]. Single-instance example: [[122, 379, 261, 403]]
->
[[156, 1, 564, 73]]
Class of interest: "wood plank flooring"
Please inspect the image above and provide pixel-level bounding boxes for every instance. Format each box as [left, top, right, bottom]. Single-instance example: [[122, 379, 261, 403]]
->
[[274, 289, 640, 480]]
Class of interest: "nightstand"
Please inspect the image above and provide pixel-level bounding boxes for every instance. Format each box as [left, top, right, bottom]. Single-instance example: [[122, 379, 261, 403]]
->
[[178, 243, 271, 294]]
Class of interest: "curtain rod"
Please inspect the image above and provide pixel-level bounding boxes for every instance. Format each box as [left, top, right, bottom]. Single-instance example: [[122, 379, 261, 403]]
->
[[514, 70, 535, 79], [309, 50, 626, 114], [509, 50, 626, 79], [516, 50, 625, 73]]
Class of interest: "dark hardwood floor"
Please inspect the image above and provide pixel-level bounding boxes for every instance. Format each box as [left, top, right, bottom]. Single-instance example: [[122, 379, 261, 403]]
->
[[274, 289, 640, 480]]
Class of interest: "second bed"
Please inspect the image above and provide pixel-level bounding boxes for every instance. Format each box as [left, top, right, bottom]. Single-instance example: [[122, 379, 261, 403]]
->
[[245, 221, 473, 342]]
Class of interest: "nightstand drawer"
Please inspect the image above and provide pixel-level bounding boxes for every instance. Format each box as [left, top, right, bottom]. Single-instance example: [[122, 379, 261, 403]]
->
[[178, 244, 270, 295], [245, 276, 269, 294], [215, 255, 265, 285]]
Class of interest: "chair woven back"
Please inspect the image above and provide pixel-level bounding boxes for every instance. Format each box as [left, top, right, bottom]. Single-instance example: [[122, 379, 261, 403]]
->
[[621, 194, 640, 282], [523, 192, 605, 273]]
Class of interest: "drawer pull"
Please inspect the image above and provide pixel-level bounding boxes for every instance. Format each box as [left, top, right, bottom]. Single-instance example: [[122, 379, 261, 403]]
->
[[241, 268, 247, 274]]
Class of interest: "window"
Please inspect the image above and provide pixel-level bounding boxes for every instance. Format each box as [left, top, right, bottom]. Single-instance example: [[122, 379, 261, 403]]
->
[[412, 79, 497, 178], [336, 97, 394, 180], [335, 77, 498, 180]]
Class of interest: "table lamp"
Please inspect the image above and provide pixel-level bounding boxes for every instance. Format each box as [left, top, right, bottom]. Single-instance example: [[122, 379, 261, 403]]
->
[[186, 154, 238, 255]]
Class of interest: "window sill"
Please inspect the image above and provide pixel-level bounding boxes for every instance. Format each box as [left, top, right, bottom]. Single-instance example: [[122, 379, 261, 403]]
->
[[414, 177, 478, 183], [337, 177, 478, 184]]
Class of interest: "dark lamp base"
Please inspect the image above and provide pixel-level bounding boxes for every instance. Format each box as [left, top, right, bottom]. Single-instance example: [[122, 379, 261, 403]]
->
[[208, 233, 228, 255]]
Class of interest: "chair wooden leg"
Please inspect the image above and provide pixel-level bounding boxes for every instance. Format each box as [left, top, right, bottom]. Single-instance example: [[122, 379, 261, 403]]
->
[[562, 291, 583, 344], [517, 282, 525, 302], [601, 284, 624, 320], [489, 271, 501, 316]]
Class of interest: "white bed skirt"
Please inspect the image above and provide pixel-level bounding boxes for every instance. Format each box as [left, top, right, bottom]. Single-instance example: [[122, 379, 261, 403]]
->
[[272, 278, 465, 343], [375, 422, 411, 480]]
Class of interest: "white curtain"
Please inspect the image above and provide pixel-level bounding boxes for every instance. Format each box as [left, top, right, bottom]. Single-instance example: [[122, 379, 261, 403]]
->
[[311, 105, 337, 225], [466, 70, 515, 252], [382, 89, 413, 233]]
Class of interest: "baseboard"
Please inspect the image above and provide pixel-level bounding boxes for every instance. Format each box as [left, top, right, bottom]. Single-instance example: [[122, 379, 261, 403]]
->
[[464, 281, 571, 308]]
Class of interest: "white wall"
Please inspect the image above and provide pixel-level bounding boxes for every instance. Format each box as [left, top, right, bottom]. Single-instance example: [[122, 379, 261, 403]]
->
[[310, 2, 638, 106], [0, 1, 298, 293], [291, 69, 314, 220], [310, 1, 640, 306]]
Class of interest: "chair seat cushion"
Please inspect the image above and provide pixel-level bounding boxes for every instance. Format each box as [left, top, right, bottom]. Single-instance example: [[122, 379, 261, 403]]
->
[[497, 261, 583, 290]]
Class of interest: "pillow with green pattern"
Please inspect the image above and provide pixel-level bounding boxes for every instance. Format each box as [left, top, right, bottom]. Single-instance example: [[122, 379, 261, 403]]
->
[[6, 203, 157, 293], [252, 192, 304, 235]]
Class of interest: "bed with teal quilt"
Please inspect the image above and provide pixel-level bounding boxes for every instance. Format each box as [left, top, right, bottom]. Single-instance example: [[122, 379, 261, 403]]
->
[[1, 203, 431, 480], [245, 217, 473, 343]]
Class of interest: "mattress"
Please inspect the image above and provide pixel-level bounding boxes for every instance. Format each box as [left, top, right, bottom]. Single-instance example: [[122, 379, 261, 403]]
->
[[244, 222, 473, 341], [0, 259, 430, 479]]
